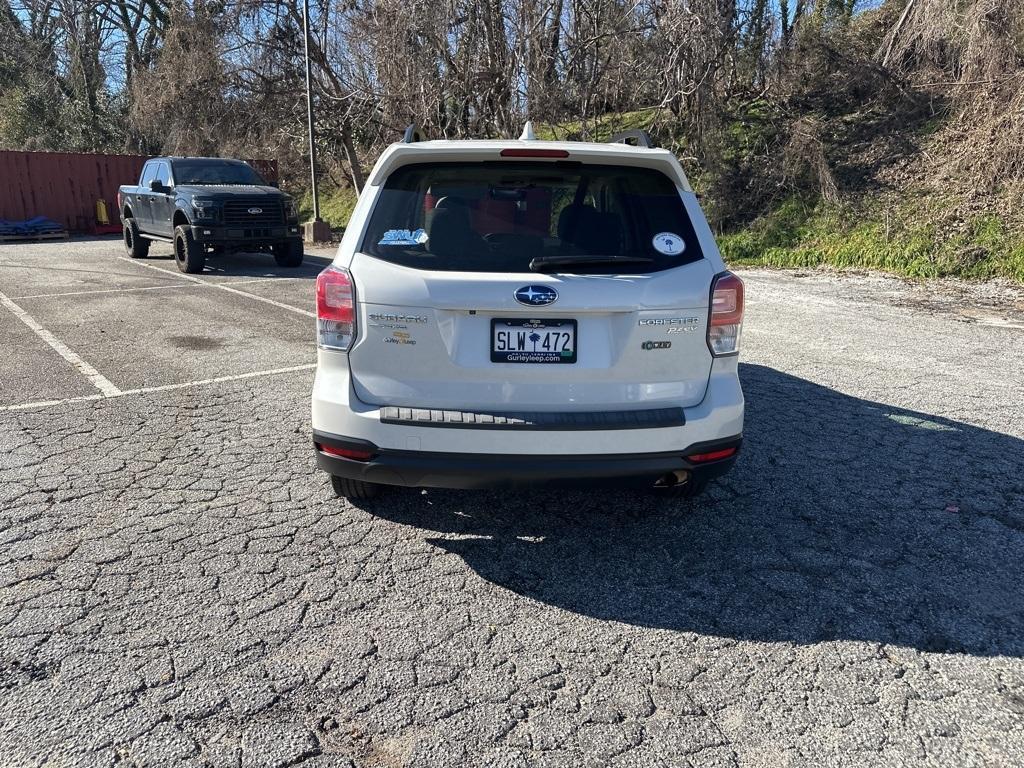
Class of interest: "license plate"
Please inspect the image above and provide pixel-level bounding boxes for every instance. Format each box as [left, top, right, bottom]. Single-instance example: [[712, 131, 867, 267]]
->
[[491, 318, 577, 363]]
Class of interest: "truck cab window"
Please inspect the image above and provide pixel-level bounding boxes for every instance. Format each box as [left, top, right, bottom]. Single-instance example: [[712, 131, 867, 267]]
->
[[140, 162, 157, 187], [154, 162, 171, 189]]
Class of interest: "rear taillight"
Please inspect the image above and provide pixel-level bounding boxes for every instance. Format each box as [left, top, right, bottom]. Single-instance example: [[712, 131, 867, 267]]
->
[[708, 271, 744, 356], [316, 266, 356, 350]]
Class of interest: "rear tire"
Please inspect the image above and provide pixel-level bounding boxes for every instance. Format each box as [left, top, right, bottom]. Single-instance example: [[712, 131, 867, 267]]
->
[[174, 224, 205, 274], [272, 239, 304, 268], [123, 218, 149, 259], [331, 475, 382, 500]]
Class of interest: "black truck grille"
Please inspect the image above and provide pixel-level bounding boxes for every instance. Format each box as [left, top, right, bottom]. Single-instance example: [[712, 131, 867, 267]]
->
[[222, 198, 284, 226]]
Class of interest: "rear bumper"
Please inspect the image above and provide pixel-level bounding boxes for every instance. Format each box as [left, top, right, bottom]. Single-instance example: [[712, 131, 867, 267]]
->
[[311, 353, 745, 489], [312, 352, 744, 454], [190, 224, 301, 244], [314, 431, 741, 490]]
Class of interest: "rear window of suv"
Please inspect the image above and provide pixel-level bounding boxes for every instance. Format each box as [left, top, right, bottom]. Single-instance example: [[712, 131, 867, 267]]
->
[[360, 162, 703, 274]]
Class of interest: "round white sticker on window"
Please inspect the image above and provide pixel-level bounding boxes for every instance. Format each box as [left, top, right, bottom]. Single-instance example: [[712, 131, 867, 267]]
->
[[652, 232, 686, 255]]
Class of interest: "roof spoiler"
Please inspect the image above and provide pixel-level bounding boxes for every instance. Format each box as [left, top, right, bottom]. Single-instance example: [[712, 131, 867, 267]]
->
[[607, 129, 655, 149], [402, 124, 425, 143], [401, 123, 654, 147]]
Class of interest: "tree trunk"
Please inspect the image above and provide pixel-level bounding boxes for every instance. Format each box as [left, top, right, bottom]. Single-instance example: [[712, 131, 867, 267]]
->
[[341, 121, 364, 195]]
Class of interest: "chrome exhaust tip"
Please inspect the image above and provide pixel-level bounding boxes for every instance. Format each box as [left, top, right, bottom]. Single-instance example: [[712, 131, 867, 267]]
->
[[654, 469, 691, 488]]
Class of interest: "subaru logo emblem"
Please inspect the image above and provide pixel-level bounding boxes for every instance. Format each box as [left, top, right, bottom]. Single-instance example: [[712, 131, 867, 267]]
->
[[514, 285, 558, 306], [248, 207, 262, 214]]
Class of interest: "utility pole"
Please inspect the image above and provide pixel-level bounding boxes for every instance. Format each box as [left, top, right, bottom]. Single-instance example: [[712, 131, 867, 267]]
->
[[302, 0, 329, 242]]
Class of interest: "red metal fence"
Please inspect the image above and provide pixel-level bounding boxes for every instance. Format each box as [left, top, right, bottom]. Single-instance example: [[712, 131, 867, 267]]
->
[[0, 151, 279, 233]]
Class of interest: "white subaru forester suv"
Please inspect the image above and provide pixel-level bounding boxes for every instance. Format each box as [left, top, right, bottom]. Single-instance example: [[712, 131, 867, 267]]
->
[[311, 127, 744, 499]]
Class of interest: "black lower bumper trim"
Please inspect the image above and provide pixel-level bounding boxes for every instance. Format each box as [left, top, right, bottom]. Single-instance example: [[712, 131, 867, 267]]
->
[[313, 430, 741, 490], [380, 405, 684, 430], [190, 225, 301, 244]]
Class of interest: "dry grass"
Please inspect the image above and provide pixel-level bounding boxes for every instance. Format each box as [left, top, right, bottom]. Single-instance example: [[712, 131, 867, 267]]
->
[[784, 117, 840, 204], [884, 0, 1024, 189]]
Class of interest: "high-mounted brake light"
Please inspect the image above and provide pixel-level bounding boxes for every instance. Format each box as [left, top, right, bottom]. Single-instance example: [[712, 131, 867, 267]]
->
[[316, 266, 356, 351], [500, 149, 570, 159], [707, 271, 744, 356]]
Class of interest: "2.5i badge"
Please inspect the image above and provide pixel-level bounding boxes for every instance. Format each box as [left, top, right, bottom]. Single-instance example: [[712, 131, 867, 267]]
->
[[641, 340, 672, 350]]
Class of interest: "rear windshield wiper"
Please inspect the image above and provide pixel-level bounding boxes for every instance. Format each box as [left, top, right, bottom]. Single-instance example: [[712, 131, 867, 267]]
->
[[530, 254, 655, 272]]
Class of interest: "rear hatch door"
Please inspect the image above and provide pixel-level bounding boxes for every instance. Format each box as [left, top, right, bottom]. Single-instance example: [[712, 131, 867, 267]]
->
[[347, 159, 714, 412]]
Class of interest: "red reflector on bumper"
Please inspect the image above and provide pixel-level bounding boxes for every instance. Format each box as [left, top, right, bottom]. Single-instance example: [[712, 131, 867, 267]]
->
[[686, 447, 737, 463], [319, 444, 374, 461]]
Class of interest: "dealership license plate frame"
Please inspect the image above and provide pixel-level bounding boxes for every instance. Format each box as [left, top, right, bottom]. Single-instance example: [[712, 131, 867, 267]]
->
[[491, 318, 578, 364]]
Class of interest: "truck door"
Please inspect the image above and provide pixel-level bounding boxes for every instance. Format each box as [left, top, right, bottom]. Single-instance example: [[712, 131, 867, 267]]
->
[[136, 162, 158, 229], [151, 161, 175, 237]]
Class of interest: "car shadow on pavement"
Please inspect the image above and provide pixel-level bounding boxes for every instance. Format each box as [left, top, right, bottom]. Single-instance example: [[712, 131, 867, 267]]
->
[[356, 363, 1024, 657], [146, 250, 332, 279]]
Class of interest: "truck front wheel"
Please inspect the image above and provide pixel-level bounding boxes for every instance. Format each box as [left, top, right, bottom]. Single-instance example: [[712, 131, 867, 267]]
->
[[123, 218, 149, 259], [272, 239, 304, 268], [173, 225, 206, 274]]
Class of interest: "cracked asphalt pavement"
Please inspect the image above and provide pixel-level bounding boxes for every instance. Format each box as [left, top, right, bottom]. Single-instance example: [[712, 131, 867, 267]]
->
[[1, 239, 1023, 767]]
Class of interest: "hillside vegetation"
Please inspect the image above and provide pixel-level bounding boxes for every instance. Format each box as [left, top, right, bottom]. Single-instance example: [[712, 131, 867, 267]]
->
[[3, 1, 1023, 281]]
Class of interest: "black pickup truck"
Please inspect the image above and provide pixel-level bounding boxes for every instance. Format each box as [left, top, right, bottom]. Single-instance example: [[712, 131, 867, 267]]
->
[[118, 157, 304, 273]]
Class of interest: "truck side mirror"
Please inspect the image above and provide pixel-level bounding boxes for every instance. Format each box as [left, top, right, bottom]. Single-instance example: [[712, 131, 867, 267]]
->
[[149, 179, 163, 192]]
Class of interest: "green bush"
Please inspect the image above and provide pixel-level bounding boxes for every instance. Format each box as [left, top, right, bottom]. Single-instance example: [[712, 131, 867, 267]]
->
[[297, 186, 358, 231], [719, 198, 1024, 282]]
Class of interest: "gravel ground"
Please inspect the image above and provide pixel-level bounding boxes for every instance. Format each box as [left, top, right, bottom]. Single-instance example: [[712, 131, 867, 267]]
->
[[1, 239, 1022, 767]]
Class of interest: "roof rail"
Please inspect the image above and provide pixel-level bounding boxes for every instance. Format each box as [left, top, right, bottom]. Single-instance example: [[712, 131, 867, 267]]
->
[[402, 124, 425, 143], [607, 129, 655, 149]]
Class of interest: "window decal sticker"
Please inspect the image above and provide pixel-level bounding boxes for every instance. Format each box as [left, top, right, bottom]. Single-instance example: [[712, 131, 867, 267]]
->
[[379, 228, 428, 246], [652, 232, 685, 255]]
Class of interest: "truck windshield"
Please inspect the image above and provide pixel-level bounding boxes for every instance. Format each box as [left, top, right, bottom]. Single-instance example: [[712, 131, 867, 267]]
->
[[360, 161, 702, 274], [172, 160, 266, 186]]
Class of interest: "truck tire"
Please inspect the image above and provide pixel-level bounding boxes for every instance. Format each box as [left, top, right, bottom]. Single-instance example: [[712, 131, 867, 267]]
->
[[123, 218, 149, 259], [173, 225, 205, 274], [272, 239, 304, 268], [331, 475, 382, 500]]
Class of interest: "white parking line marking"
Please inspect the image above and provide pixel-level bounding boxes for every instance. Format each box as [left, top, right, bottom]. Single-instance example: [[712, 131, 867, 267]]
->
[[119, 363, 315, 396], [118, 258, 315, 318], [0, 291, 123, 397], [13, 283, 197, 300], [0, 394, 105, 412], [12, 276, 305, 300], [221, 277, 308, 285], [0, 363, 315, 413]]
